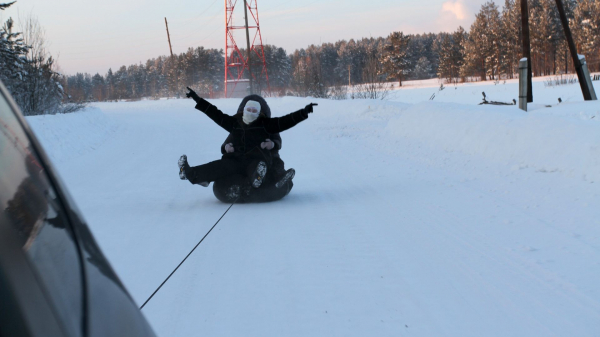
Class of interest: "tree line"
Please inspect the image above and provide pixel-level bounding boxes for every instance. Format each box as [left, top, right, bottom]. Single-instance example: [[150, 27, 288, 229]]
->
[[454, 0, 600, 83], [65, 47, 224, 102], [1, 0, 599, 110], [62, 0, 599, 102]]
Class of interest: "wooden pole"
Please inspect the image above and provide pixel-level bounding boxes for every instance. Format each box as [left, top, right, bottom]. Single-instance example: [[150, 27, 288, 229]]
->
[[520, 0, 533, 102], [554, 0, 593, 100], [348, 65, 351, 87], [243, 0, 253, 95], [165, 17, 173, 57]]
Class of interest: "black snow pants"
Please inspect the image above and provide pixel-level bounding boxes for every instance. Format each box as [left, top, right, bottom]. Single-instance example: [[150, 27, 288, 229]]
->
[[186, 156, 265, 186]]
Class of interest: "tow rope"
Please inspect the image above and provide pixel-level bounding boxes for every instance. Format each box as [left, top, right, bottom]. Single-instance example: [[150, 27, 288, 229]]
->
[[139, 199, 237, 309]]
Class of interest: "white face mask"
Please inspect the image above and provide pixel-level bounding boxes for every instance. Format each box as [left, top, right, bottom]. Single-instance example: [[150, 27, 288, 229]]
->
[[242, 101, 261, 124]]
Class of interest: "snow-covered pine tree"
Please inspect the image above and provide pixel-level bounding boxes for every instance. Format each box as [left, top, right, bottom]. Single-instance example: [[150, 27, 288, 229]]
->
[[127, 63, 146, 100], [381, 32, 411, 86], [305, 45, 328, 98], [1, 3, 28, 97], [500, 0, 521, 78], [452, 27, 467, 80], [164, 55, 180, 97], [144, 60, 158, 99], [413, 57, 432, 79], [461, 2, 499, 80], [260, 44, 291, 95], [407, 34, 437, 79], [290, 48, 308, 96], [481, 1, 502, 80], [438, 27, 467, 83], [335, 39, 363, 87], [91, 73, 105, 101], [114, 66, 129, 100], [543, 0, 564, 75], [290, 45, 328, 97], [573, 0, 600, 71], [207, 48, 224, 93], [105, 68, 116, 100], [318, 42, 339, 88], [437, 33, 453, 81], [529, 0, 551, 76], [0, 15, 29, 94]]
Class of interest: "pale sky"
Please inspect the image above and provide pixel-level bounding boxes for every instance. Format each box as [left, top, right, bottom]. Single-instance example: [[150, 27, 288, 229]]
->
[[2, 0, 496, 75]]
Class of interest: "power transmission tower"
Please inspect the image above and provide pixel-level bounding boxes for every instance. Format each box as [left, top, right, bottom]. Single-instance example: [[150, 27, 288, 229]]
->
[[224, 0, 270, 98], [243, 0, 253, 94]]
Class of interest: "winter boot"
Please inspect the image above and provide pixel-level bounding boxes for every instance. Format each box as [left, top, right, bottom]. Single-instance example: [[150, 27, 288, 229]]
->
[[179, 155, 208, 186], [178, 155, 189, 180], [275, 168, 295, 189], [250, 161, 267, 188]]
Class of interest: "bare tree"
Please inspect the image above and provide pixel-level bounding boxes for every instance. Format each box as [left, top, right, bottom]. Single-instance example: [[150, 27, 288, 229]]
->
[[327, 84, 348, 100], [352, 46, 393, 100], [16, 13, 83, 114]]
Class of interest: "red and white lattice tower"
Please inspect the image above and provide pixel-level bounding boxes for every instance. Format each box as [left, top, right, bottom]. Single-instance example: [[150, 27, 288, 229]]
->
[[225, 0, 270, 98]]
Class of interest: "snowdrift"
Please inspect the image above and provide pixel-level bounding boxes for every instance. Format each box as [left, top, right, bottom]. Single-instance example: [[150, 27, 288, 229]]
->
[[384, 101, 600, 182], [27, 107, 117, 164]]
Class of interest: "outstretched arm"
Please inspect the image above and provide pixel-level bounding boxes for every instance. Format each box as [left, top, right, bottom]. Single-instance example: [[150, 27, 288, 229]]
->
[[186, 87, 236, 132], [264, 103, 318, 134]]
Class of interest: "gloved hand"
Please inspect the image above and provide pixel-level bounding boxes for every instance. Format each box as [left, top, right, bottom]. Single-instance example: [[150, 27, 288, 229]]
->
[[224, 143, 234, 153], [304, 103, 318, 113], [186, 87, 200, 101], [186, 86, 210, 110], [261, 139, 274, 150]]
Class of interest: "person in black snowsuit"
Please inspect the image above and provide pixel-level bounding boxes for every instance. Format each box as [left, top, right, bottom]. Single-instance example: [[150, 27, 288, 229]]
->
[[219, 95, 293, 183], [214, 95, 295, 202], [179, 87, 316, 201]]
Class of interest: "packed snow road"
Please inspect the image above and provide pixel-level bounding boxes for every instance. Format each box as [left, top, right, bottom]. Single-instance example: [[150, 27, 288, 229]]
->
[[29, 94, 600, 336]]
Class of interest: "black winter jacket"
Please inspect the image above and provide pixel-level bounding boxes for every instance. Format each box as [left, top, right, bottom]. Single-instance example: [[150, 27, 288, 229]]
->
[[195, 96, 308, 164], [221, 132, 281, 154], [220, 95, 282, 155]]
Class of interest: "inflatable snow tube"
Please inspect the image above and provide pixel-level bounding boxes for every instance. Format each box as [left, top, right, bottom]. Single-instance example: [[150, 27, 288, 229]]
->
[[213, 174, 293, 203]]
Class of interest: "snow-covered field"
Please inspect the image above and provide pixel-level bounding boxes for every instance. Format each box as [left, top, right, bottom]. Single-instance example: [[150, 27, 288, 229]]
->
[[28, 78, 600, 336]]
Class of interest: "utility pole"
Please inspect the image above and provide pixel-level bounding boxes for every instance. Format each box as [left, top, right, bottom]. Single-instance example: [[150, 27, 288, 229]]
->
[[348, 65, 351, 87], [165, 17, 174, 57], [243, 0, 253, 94], [554, 0, 594, 100], [520, 0, 533, 103]]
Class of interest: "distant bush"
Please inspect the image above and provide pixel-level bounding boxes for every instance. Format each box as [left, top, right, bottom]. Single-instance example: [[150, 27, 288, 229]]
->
[[543, 76, 578, 87]]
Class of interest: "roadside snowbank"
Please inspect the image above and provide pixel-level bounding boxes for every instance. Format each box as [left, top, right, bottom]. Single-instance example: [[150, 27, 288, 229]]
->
[[384, 100, 600, 182], [27, 107, 117, 164]]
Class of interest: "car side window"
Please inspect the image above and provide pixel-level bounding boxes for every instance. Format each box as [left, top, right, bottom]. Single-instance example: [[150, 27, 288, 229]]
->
[[0, 94, 84, 337]]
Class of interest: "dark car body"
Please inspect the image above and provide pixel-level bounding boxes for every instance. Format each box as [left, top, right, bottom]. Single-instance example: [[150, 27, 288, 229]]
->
[[0, 82, 156, 337]]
